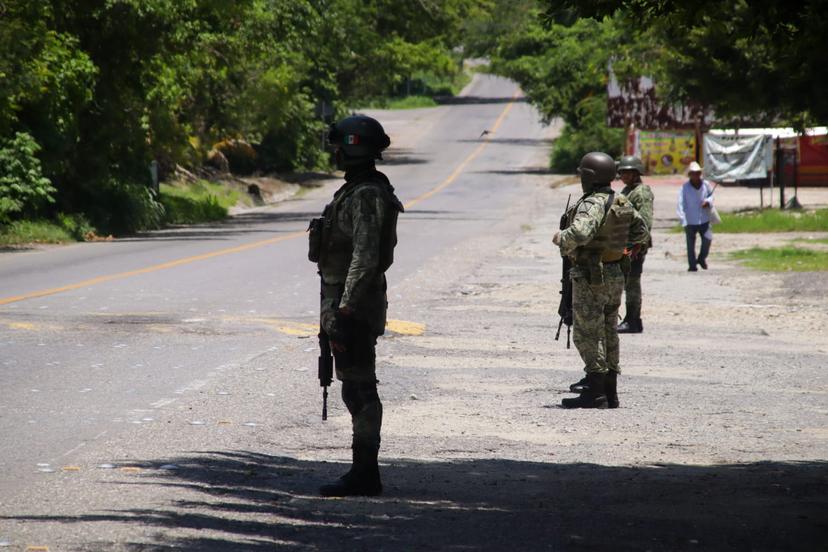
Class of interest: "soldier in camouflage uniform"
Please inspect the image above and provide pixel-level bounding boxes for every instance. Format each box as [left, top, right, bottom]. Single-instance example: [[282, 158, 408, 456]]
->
[[310, 115, 403, 496], [616, 156, 654, 334], [553, 152, 649, 408]]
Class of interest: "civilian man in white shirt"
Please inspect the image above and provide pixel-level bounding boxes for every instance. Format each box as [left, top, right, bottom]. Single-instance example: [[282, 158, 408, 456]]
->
[[677, 161, 715, 271]]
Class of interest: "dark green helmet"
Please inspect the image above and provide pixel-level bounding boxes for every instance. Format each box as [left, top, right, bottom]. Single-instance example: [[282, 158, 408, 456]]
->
[[578, 151, 616, 192], [327, 115, 390, 160], [617, 155, 645, 174]]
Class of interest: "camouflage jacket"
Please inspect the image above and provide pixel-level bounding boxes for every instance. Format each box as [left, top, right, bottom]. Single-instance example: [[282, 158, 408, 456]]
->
[[559, 188, 649, 262], [316, 168, 403, 330], [621, 181, 654, 232]]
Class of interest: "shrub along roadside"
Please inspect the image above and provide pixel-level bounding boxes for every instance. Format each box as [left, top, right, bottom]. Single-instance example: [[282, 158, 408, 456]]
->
[[1, 179, 250, 244], [0, 214, 95, 245], [158, 180, 248, 225]]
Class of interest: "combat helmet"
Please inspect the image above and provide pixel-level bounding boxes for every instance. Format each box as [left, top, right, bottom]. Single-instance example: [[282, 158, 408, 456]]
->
[[617, 155, 645, 175], [578, 151, 616, 193], [327, 115, 390, 163]]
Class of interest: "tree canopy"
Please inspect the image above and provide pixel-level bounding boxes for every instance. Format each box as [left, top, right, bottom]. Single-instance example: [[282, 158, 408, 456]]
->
[[542, 0, 828, 127], [3, 0, 823, 232], [0, 0, 484, 233]]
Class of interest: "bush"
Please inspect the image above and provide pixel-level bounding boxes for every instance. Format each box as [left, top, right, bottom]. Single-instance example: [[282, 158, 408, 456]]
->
[[158, 180, 239, 224], [81, 180, 165, 235], [0, 219, 73, 245], [0, 132, 57, 224], [160, 194, 227, 224], [57, 212, 96, 240]]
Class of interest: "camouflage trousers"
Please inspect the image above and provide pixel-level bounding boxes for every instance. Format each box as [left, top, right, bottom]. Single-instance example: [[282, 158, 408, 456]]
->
[[571, 263, 625, 374], [320, 284, 382, 450], [623, 254, 646, 320], [320, 283, 379, 382]]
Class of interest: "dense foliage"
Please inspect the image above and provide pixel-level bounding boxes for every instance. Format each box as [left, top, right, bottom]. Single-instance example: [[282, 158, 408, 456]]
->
[[490, 10, 631, 170], [0, 0, 481, 233], [0, 132, 57, 223], [487, 0, 825, 171], [541, 0, 827, 127], [3, 0, 823, 234]]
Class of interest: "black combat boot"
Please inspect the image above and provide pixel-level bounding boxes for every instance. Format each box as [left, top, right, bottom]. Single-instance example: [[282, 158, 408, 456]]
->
[[561, 372, 608, 409], [319, 444, 382, 497], [617, 317, 643, 333], [605, 371, 619, 409], [569, 375, 590, 393]]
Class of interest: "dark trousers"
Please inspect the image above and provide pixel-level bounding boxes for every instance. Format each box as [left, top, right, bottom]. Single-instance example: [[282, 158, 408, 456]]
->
[[684, 223, 711, 269]]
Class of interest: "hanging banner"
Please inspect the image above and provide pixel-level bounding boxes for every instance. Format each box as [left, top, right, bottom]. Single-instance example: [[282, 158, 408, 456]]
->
[[634, 131, 696, 175], [703, 134, 772, 181]]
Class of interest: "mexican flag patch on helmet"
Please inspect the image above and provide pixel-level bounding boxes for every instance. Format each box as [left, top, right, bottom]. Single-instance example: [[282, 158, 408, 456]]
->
[[345, 134, 360, 145]]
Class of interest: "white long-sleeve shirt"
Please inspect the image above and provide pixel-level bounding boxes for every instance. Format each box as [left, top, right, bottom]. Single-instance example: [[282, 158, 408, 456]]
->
[[677, 179, 715, 227]]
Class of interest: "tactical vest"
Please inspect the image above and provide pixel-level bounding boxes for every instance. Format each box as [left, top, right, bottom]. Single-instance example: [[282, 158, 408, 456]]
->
[[567, 192, 635, 265], [308, 171, 403, 274], [584, 194, 635, 262]]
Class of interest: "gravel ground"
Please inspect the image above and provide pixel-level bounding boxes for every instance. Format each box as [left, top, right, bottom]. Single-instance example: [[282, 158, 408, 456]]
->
[[2, 172, 826, 549]]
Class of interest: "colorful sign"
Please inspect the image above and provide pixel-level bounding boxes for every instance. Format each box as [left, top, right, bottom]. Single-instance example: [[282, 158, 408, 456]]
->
[[798, 134, 828, 186], [634, 131, 696, 175]]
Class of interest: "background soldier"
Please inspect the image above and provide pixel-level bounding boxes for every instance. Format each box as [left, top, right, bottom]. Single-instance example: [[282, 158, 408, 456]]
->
[[309, 115, 403, 496], [616, 155, 654, 334], [553, 152, 649, 409]]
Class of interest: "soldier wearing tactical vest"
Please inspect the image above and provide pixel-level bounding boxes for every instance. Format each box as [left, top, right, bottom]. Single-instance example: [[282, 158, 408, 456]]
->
[[553, 152, 649, 408], [309, 115, 403, 496], [616, 155, 654, 334]]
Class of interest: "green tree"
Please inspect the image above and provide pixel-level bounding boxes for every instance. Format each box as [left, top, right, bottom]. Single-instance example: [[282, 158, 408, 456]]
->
[[492, 12, 628, 170], [0, 132, 57, 224], [542, 0, 828, 126], [1, 0, 508, 234]]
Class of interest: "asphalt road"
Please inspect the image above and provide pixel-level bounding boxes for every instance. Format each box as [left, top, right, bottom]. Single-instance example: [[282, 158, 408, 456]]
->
[[0, 74, 555, 533], [2, 74, 825, 551]]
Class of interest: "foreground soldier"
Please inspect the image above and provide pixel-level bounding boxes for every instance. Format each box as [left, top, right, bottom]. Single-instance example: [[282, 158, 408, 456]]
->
[[616, 156, 654, 334], [308, 115, 403, 496], [553, 152, 649, 408]]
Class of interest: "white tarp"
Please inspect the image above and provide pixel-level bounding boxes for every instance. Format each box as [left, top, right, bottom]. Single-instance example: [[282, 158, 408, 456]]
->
[[703, 134, 773, 180]]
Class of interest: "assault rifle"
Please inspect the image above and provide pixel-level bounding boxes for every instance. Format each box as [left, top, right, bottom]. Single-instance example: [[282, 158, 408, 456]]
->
[[318, 327, 333, 420], [555, 195, 573, 348]]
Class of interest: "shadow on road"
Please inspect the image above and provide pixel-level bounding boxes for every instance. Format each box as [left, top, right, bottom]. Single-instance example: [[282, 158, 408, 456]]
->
[[459, 137, 554, 147], [5, 452, 826, 551], [475, 167, 555, 176], [435, 96, 529, 105], [382, 155, 430, 166], [382, 148, 430, 166], [118, 212, 320, 243]]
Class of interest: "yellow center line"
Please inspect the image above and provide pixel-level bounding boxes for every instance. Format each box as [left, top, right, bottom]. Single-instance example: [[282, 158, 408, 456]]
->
[[403, 90, 521, 210], [0, 231, 304, 306], [0, 91, 521, 307]]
